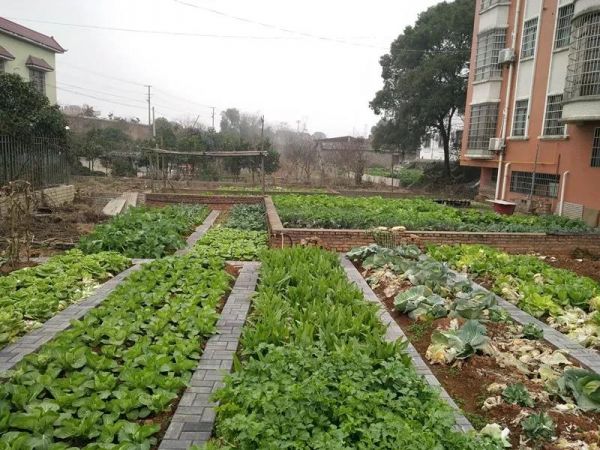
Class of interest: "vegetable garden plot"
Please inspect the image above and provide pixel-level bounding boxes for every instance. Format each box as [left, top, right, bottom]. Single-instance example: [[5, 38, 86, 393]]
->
[[190, 227, 268, 261], [225, 204, 267, 231], [205, 247, 502, 449], [427, 245, 600, 351], [0, 254, 233, 449], [274, 195, 592, 232], [0, 250, 130, 350], [78, 205, 209, 259], [348, 244, 600, 448]]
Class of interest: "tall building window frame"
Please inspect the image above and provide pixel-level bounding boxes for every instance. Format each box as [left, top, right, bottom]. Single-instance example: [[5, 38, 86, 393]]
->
[[510, 171, 561, 198], [592, 128, 600, 168], [480, 0, 510, 13], [543, 94, 566, 136], [512, 99, 529, 137], [467, 102, 500, 150], [521, 17, 539, 59], [565, 11, 600, 100], [555, 3, 575, 50], [29, 69, 46, 95], [474, 28, 507, 81]]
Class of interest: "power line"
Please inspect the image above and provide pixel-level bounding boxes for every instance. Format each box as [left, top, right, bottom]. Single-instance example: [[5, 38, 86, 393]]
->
[[58, 82, 147, 104], [52, 84, 146, 110], [60, 62, 144, 86], [7, 17, 303, 40], [171, 0, 386, 49]]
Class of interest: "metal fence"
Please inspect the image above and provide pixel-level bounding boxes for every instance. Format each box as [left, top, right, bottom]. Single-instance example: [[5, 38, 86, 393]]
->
[[0, 136, 69, 189]]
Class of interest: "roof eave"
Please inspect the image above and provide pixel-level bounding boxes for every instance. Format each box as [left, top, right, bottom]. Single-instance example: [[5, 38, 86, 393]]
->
[[0, 29, 66, 53]]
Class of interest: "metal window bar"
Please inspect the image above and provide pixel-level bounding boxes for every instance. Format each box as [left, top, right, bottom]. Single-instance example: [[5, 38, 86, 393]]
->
[[543, 94, 566, 136], [481, 0, 510, 12], [475, 28, 507, 81], [592, 128, 600, 167], [565, 11, 600, 100], [0, 136, 69, 189], [468, 103, 500, 150], [510, 171, 560, 198], [521, 18, 539, 59], [512, 99, 529, 136], [555, 3, 575, 49]]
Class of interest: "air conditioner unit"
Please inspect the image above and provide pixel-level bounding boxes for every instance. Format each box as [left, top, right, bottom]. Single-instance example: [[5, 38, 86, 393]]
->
[[498, 48, 516, 65], [489, 138, 505, 151]]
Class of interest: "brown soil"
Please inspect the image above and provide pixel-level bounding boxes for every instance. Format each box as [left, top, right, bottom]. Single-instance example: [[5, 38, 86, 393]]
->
[[366, 266, 600, 449], [545, 256, 600, 283]]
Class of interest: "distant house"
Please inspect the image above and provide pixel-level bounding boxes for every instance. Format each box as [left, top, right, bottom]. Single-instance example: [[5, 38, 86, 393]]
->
[[0, 17, 66, 104]]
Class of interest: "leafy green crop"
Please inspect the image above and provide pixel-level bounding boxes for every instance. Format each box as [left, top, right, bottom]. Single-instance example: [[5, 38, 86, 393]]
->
[[0, 250, 130, 349], [0, 254, 232, 448], [502, 383, 534, 407], [522, 323, 544, 340], [274, 195, 593, 232], [208, 247, 502, 450], [191, 227, 268, 261], [225, 204, 266, 231], [556, 368, 600, 412], [521, 412, 555, 442], [78, 205, 209, 258], [427, 320, 492, 364]]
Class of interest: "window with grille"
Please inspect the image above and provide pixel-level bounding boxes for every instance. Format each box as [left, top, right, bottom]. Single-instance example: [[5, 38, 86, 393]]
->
[[592, 128, 600, 167], [512, 99, 529, 136], [543, 94, 566, 136], [521, 18, 539, 59], [468, 103, 500, 150], [475, 28, 506, 81], [555, 4, 575, 49], [510, 171, 560, 197], [480, 0, 509, 12], [565, 11, 600, 100], [29, 69, 45, 95]]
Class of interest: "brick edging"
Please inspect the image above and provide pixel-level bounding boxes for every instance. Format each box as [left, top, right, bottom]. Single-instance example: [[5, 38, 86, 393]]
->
[[340, 256, 473, 432], [448, 269, 600, 374], [159, 262, 260, 449], [0, 263, 146, 374], [176, 210, 220, 255]]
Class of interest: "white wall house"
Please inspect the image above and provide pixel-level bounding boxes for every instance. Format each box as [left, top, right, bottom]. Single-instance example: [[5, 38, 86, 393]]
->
[[0, 17, 65, 104]]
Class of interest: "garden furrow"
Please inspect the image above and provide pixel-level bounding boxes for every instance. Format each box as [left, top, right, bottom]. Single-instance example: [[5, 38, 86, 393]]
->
[[340, 256, 473, 432]]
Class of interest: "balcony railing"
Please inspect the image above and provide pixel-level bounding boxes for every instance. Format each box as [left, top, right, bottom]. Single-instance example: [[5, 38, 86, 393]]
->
[[464, 149, 496, 159]]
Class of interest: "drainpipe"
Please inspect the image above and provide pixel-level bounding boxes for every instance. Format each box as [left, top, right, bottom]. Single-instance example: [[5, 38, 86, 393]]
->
[[558, 171, 570, 216], [501, 162, 512, 200], [495, 0, 522, 200]]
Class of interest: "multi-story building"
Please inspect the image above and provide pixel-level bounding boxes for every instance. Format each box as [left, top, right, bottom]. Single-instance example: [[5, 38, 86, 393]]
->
[[0, 17, 65, 104], [461, 0, 600, 226]]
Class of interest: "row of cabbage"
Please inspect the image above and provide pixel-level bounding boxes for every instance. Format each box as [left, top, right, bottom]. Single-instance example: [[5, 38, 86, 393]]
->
[[203, 247, 503, 449], [0, 252, 233, 449], [427, 245, 600, 349], [273, 195, 592, 232], [347, 244, 600, 447]]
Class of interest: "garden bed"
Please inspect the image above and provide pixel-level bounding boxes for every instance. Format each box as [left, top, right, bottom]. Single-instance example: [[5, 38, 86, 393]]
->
[[349, 245, 600, 449], [0, 254, 235, 449]]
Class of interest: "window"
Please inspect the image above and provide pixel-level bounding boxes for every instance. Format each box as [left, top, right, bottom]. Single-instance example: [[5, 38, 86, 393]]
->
[[468, 103, 500, 150], [480, 0, 509, 12], [512, 99, 529, 136], [475, 28, 507, 81], [565, 11, 600, 99], [510, 171, 561, 197], [521, 18, 539, 59], [555, 4, 575, 49], [29, 69, 45, 95], [592, 128, 600, 167], [543, 94, 566, 136]]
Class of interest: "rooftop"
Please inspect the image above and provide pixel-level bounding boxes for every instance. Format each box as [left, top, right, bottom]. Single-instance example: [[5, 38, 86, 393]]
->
[[0, 17, 65, 53]]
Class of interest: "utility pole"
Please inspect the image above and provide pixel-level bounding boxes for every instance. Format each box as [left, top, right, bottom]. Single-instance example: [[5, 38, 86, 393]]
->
[[152, 107, 156, 139], [296, 120, 300, 133], [211, 107, 216, 130], [145, 85, 152, 127], [260, 115, 266, 195]]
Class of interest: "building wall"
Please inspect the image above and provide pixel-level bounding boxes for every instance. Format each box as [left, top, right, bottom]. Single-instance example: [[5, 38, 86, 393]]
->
[[0, 33, 57, 104], [66, 116, 153, 141], [461, 0, 600, 224]]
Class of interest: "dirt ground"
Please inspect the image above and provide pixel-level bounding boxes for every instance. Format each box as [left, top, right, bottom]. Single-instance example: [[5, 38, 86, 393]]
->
[[543, 254, 600, 283]]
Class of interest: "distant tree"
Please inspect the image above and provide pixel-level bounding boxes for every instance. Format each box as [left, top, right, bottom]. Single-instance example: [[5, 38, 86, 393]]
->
[[154, 117, 178, 149], [371, 117, 424, 161], [81, 104, 99, 118], [312, 131, 327, 140], [0, 73, 67, 140], [370, 0, 474, 177]]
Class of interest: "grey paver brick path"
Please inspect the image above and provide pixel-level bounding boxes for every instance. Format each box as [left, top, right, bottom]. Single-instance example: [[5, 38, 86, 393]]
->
[[159, 261, 260, 449], [340, 256, 474, 432], [176, 210, 220, 255]]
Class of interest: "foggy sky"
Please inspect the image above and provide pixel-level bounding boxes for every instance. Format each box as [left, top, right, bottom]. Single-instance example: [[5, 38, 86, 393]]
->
[[2, 0, 441, 136]]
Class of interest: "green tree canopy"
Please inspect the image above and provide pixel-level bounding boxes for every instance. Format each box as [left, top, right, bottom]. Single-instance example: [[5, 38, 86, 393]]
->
[[0, 73, 67, 140], [370, 0, 474, 176]]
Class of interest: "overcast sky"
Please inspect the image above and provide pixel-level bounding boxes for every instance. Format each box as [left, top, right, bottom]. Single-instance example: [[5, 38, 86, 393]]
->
[[3, 0, 440, 137]]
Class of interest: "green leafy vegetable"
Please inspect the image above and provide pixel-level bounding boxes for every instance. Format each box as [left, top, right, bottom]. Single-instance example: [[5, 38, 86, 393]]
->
[[522, 323, 544, 340], [556, 368, 600, 412], [190, 227, 267, 261], [502, 383, 534, 407], [225, 204, 266, 231], [426, 320, 491, 364], [521, 412, 555, 442]]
